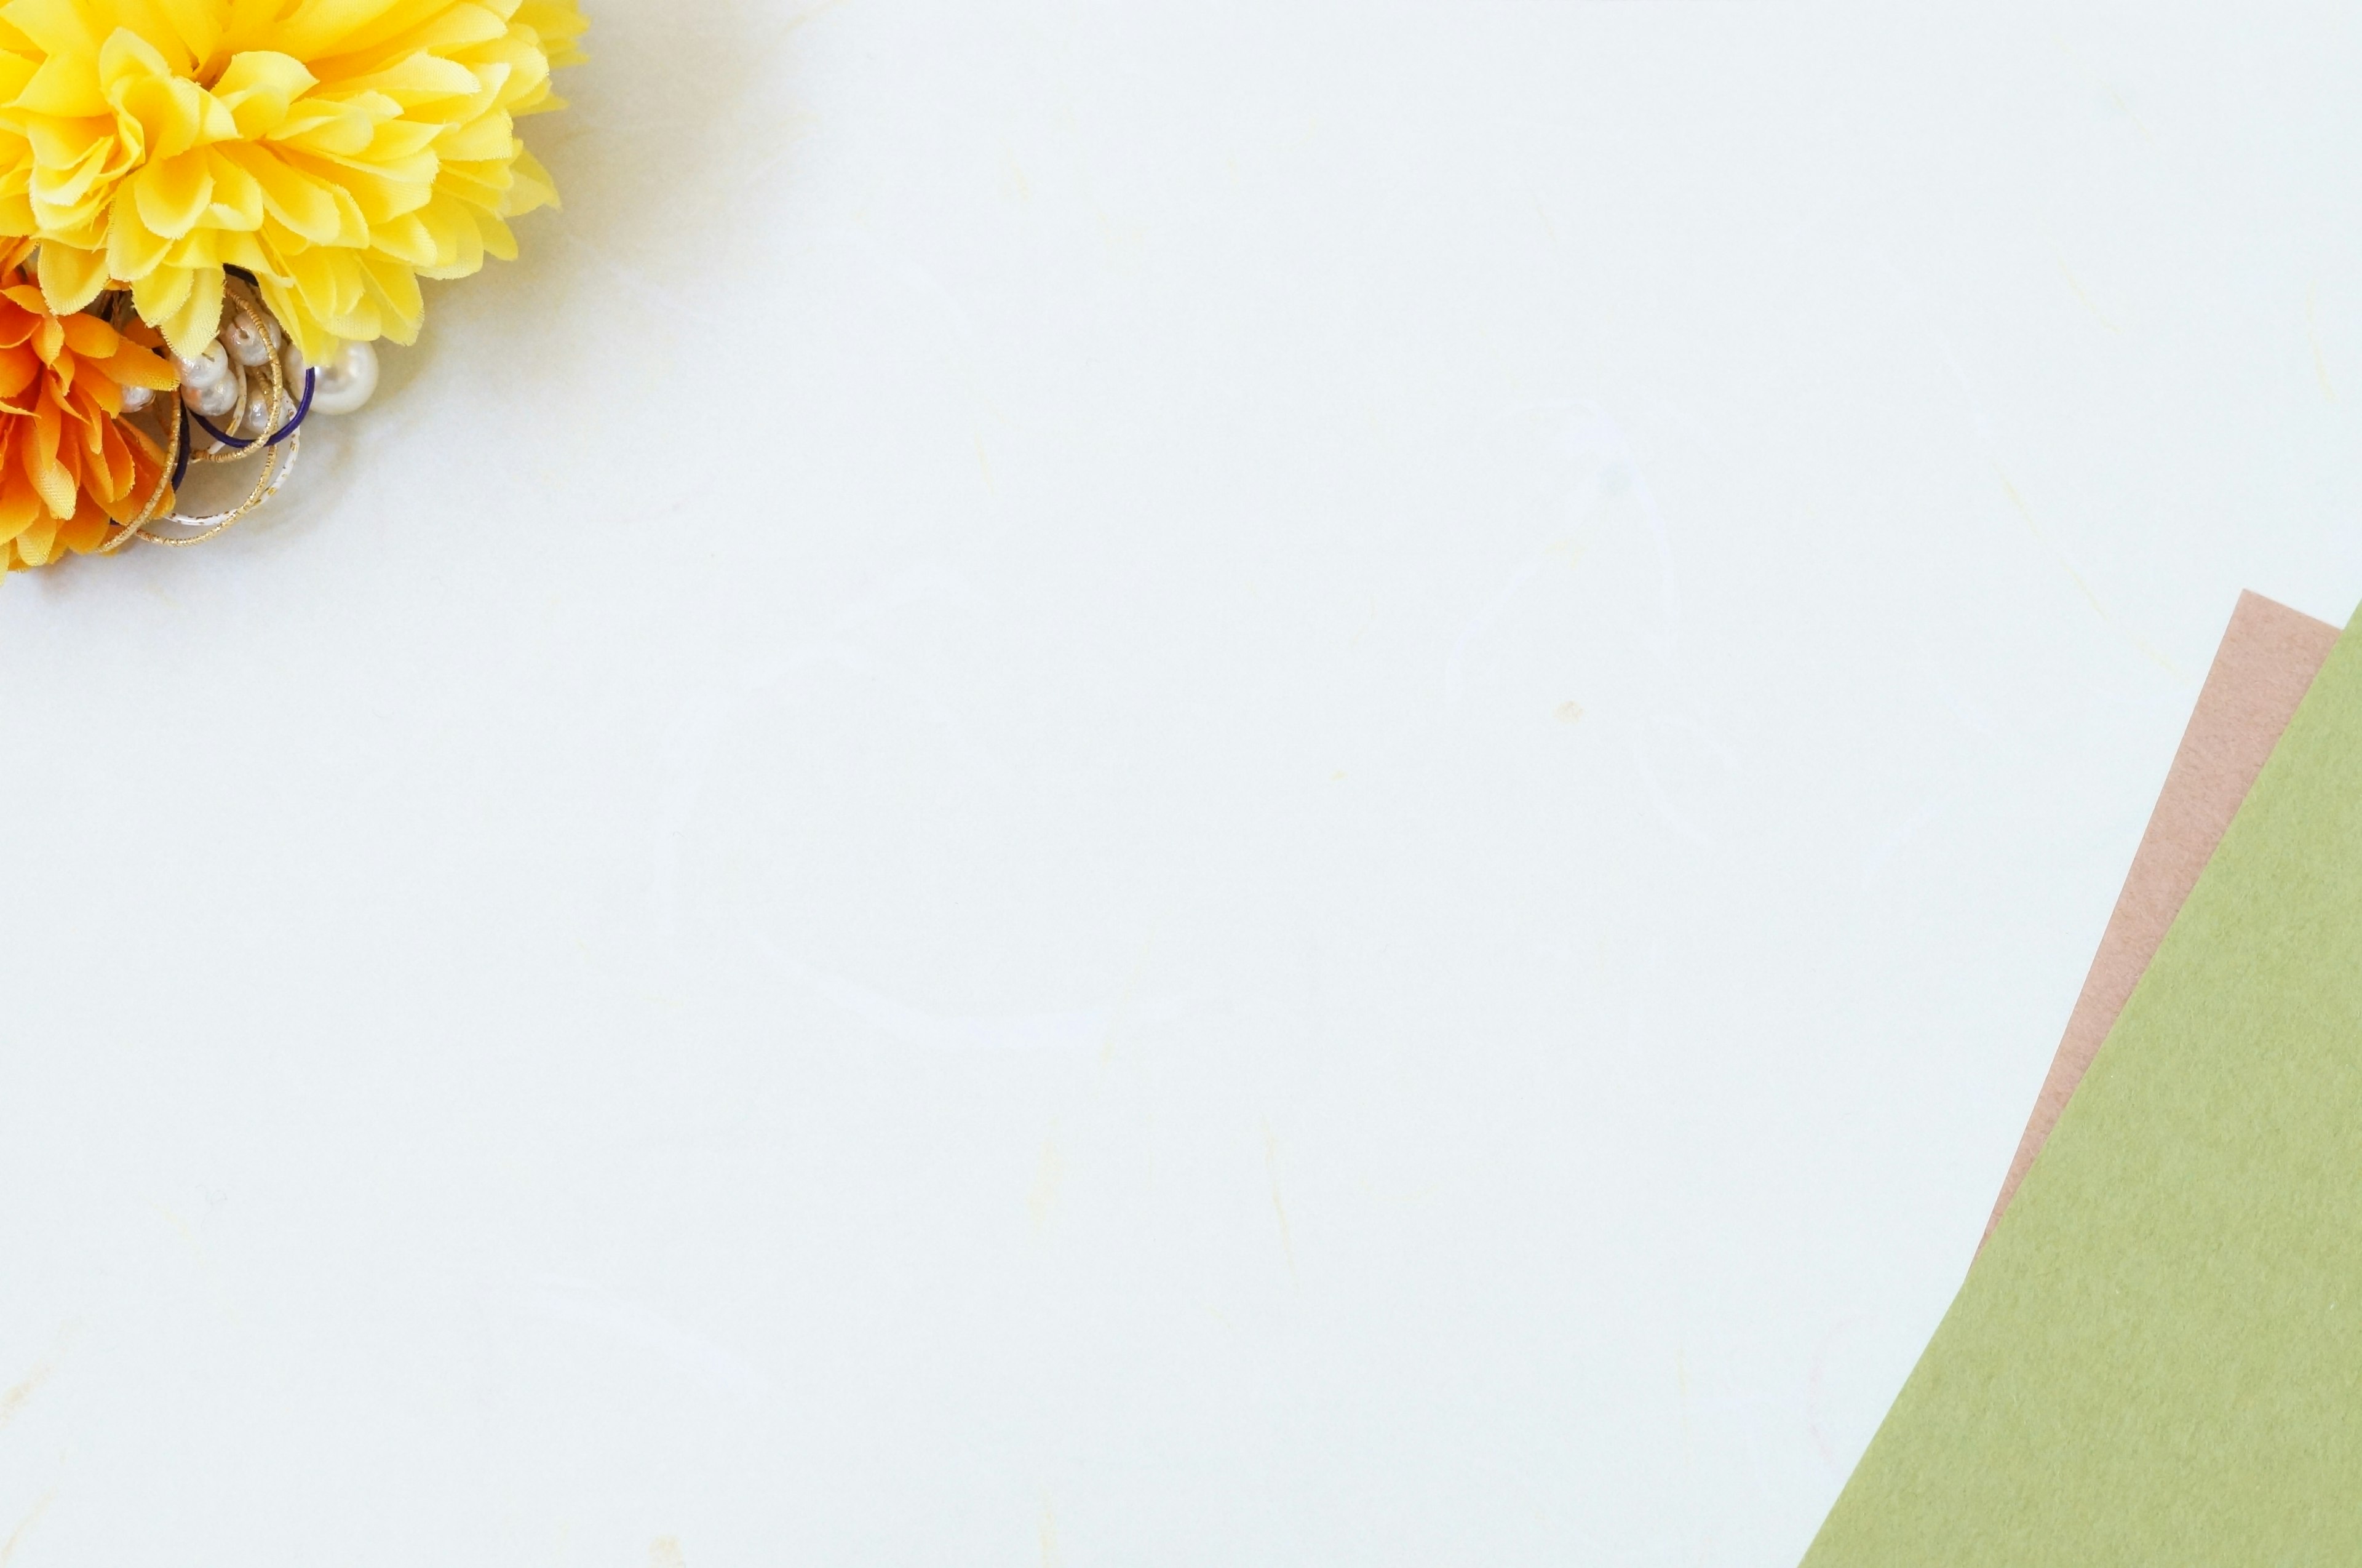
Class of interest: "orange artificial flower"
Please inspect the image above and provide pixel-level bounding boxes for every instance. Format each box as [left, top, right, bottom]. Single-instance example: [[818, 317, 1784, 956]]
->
[[0, 239, 180, 571]]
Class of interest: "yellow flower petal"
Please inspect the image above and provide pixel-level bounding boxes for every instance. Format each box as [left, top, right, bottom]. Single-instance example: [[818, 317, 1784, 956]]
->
[[154, 265, 223, 357], [129, 263, 192, 332], [202, 149, 265, 230], [132, 149, 213, 238], [34, 238, 107, 312], [105, 183, 172, 277], [212, 49, 318, 137]]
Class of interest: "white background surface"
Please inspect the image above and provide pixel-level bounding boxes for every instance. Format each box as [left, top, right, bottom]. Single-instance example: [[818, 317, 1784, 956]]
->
[[2, 4, 2360, 1563]]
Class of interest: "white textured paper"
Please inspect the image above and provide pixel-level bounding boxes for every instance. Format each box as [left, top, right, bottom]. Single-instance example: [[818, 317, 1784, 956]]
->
[[1, 4, 2360, 1564]]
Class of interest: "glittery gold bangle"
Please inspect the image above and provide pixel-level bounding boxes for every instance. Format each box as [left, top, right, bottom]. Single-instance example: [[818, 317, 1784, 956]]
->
[[140, 295, 297, 549], [95, 394, 186, 557]]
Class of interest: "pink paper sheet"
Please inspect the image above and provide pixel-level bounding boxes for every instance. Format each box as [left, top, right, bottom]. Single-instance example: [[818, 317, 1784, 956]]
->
[[1985, 591, 2340, 1239]]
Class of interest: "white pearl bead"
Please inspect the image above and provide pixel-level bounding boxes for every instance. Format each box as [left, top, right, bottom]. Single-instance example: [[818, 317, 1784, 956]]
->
[[118, 383, 153, 413], [240, 379, 279, 438], [308, 338, 379, 416], [177, 340, 230, 389], [221, 312, 275, 367], [183, 366, 240, 421]]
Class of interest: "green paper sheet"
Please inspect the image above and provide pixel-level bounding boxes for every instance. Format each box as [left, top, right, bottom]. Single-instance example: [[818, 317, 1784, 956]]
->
[[1803, 599, 2362, 1566]]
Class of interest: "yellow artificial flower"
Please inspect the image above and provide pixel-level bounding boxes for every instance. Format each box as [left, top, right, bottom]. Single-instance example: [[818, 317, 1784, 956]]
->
[[0, 0, 586, 363]]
